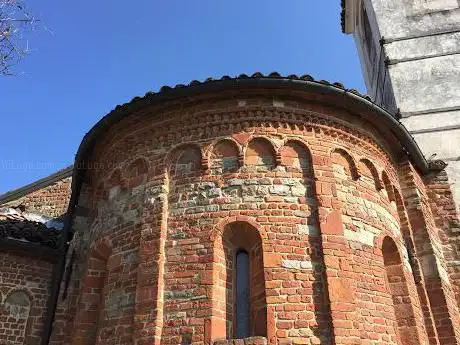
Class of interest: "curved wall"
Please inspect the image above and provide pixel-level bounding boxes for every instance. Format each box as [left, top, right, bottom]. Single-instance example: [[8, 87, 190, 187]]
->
[[60, 94, 435, 345]]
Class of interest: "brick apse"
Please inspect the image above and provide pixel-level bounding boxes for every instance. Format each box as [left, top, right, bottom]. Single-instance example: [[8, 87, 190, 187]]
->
[[1, 74, 460, 345]]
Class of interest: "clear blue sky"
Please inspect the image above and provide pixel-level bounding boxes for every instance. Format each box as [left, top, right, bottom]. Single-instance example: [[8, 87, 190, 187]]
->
[[0, 1, 365, 194]]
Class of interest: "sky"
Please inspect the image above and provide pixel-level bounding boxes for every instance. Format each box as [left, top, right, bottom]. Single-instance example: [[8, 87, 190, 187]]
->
[[0, 1, 366, 194]]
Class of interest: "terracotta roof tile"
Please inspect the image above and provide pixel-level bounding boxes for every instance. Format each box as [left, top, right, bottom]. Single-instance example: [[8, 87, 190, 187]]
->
[[0, 208, 63, 249], [121, 72, 373, 108], [73, 71, 439, 182]]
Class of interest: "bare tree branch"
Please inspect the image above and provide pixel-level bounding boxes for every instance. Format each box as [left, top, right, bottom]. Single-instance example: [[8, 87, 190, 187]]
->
[[0, 0, 38, 75]]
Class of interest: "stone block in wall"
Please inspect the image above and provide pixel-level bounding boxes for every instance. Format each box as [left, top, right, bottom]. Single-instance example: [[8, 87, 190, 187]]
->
[[213, 337, 267, 345], [106, 289, 136, 318]]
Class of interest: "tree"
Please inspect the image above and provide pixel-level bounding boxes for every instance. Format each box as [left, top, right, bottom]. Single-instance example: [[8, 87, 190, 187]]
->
[[0, 0, 37, 75]]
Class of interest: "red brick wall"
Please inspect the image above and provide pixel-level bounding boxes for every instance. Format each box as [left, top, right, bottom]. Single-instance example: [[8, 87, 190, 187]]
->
[[398, 162, 460, 344], [0, 250, 53, 345], [425, 170, 460, 309], [0, 173, 70, 345], [1, 176, 72, 218], [49, 95, 460, 345]]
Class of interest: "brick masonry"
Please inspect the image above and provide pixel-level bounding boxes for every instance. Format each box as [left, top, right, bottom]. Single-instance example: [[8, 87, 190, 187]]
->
[[0, 250, 53, 345], [46, 91, 460, 345], [1, 86, 460, 345], [0, 171, 71, 345], [1, 175, 72, 218]]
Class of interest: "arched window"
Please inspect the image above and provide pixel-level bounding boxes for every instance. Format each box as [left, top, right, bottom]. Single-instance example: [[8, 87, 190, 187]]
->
[[235, 250, 250, 338], [212, 222, 267, 341]]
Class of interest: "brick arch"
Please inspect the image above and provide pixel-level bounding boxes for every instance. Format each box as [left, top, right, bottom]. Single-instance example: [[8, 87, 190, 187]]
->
[[209, 138, 242, 173], [393, 190, 408, 226], [93, 181, 106, 202], [392, 188, 441, 344], [165, 143, 204, 175], [124, 157, 149, 187], [279, 139, 313, 175], [106, 168, 125, 188], [392, 189, 417, 259], [1, 289, 32, 345], [382, 170, 396, 202], [358, 158, 383, 190], [381, 236, 423, 345], [87, 180, 107, 219], [330, 148, 359, 180], [244, 137, 277, 170], [211, 216, 268, 242], [4, 287, 33, 303], [207, 138, 242, 157], [210, 220, 268, 342], [3, 288, 33, 317], [71, 238, 113, 345], [125, 157, 149, 178], [374, 232, 401, 254]]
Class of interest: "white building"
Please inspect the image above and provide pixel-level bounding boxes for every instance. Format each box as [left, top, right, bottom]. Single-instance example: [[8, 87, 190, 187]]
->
[[341, 0, 460, 210]]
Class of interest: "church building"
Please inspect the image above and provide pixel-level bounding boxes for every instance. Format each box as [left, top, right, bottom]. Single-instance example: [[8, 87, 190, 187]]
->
[[0, 2, 459, 345]]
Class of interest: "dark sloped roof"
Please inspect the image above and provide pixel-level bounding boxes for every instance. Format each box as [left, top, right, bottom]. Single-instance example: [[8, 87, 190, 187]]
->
[[0, 208, 62, 249], [0, 166, 73, 205]]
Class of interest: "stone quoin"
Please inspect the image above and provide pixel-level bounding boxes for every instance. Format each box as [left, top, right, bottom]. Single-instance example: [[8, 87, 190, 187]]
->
[[1, 72, 460, 345]]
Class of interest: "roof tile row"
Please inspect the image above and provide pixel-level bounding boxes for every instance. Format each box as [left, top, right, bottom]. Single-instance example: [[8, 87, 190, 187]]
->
[[0, 208, 62, 249], [117, 72, 372, 115]]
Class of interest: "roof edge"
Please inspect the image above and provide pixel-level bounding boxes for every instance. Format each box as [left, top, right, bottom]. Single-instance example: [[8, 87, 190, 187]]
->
[[0, 165, 73, 205], [0, 237, 60, 262], [72, 73, 435, 179]]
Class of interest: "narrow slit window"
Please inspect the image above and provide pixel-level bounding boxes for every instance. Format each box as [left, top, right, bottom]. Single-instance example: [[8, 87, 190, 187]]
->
[[235, 250, 250, 338]]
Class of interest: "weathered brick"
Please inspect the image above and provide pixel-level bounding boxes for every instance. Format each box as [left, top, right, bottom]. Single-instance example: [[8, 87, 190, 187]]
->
[[1, 80, 459, 345]]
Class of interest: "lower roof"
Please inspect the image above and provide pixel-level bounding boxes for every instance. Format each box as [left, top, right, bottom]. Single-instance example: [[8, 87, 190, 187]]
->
[[0, 166, 72, 205], [0, 208, 62, 252]]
